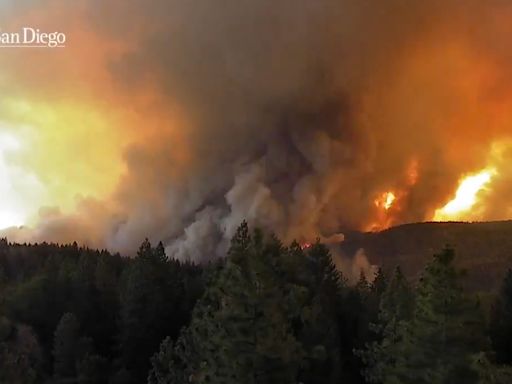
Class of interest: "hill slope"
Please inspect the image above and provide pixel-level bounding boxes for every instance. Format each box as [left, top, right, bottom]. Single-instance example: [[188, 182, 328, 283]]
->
[[339, 221, 512, 291]]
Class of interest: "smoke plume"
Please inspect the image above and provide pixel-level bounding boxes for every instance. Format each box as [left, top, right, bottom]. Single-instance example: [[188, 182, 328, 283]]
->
[[1, 0, 512, 269]]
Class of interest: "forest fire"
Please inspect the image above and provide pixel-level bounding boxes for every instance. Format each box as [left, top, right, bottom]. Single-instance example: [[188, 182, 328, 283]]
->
[[433, 168, 497, 222], [374, 192, 396, 211], [365, 148, 509, 232]]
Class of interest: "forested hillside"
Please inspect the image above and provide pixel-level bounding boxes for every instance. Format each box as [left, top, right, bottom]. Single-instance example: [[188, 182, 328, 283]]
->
[[340, 221, 512, 291], [1, 223, 512, 383], [0, 239, 204, 383]]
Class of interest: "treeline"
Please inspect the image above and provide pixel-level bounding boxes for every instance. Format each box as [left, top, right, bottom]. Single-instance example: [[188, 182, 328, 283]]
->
[[1, 223, 512, 383], [0, 239, 203, 383]]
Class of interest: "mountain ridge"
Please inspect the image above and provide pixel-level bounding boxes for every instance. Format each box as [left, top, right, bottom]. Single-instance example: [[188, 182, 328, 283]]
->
[[340, 220, 512, 291]]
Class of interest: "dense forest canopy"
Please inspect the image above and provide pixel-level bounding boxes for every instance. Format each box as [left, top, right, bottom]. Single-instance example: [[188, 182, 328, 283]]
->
[[1, 222, 512, 383]]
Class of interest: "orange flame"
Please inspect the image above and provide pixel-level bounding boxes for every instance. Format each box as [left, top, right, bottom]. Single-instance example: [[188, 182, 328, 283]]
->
[[433, 168, 496, 221], [374, 191, 396, 211]]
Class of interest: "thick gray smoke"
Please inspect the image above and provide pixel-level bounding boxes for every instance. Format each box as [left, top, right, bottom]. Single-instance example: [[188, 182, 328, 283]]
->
[[3, 0, 512, 276]]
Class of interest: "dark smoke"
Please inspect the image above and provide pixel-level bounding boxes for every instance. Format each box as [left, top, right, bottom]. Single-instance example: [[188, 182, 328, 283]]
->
[[3, 1, 512, 275]]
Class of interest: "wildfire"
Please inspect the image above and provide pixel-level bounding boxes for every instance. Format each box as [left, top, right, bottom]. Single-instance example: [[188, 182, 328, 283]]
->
[[366, 191, 397, 232], [374, 191, 396, 211], [300, 242, 312, 250], [433, 168, 496, 221]]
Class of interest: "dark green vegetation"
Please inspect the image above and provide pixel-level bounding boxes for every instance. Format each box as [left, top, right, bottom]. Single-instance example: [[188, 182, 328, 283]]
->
[[0, 239, 202, 383], [1, 221, 512, 383]]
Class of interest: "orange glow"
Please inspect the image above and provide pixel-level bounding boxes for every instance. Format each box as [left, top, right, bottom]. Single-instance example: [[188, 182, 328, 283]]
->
[[367, 191, 397, 232], [433, 168, 496, 221], [406, 159, 419, 186], [374, 191, 396, 211]]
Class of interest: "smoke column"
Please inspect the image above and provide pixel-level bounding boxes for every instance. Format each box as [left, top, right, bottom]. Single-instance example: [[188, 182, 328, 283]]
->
[[1, 0, 512, 265]]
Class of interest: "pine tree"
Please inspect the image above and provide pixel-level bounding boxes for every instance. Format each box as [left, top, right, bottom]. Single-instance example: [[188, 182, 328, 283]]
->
[[0, 264, 6, 287], [118, 251, 157, 379], [294, 241, 345, 384], [371, 268, 387, 297], [367, 267, 389, 339], [118, 239, 180, 381], [379, 248, 487, 384], [53, 312, 80, 379], [94, 253, 119, 358], [490, 269, 512, 364], [356, 271, 370, 293], [149, 223, 303, 384], [338, 268, 376, 384], [358, 266, 414, 383], [0, 324, 43, 384], [148, 336, 188, 384], [154, 241, 169, 264]]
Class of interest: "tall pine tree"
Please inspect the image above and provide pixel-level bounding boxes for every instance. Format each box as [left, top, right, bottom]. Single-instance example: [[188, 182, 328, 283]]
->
[[369, 248, 487, 384], [53, 312, 80, 379], [117, 239, 180, 382], [358, 266, 414, 383], [149, 223, 303, 384], [490, 269, 512, 364]]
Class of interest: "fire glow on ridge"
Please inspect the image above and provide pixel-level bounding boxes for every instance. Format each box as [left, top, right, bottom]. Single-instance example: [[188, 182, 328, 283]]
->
[[433, 168, 496, 221]]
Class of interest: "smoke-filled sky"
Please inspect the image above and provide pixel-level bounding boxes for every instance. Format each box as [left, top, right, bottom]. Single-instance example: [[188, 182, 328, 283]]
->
[[1, 0, 512, 260]]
